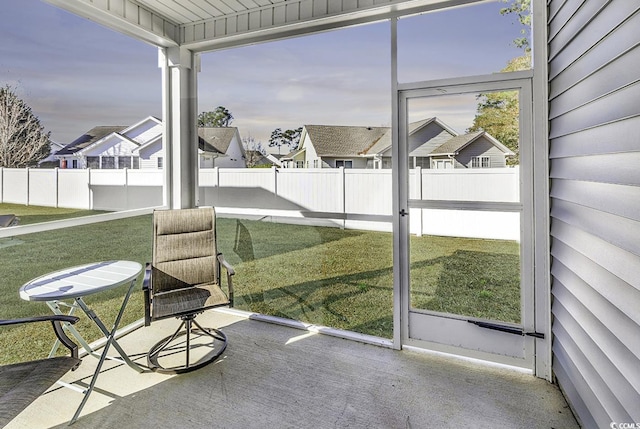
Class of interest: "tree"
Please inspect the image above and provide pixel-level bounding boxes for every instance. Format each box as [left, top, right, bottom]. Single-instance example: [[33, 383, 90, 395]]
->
[[243, 136, 267, 168], [500, 0, 531, 51], [198, 106, 234, 127], [268, 127, 303, 154], [0, 85, 51, 168], [467, 54, 530, 165]]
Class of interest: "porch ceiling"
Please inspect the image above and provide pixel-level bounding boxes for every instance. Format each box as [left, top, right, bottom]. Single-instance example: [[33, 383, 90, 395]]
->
[[42, 0, 481, 52]]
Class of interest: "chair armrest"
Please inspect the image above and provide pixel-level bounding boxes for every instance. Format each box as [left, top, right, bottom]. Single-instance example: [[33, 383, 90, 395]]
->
[[0, 315, 80, 360], [217, 254, 235, 307], [142, 262, 152, 326], [0, 315, 79, 327], [217, 254, 235, 276]]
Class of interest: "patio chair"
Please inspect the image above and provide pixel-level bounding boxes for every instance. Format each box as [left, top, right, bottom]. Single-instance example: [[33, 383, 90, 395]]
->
[[0, 315, 80, 427], [143, 207, 235, 374]]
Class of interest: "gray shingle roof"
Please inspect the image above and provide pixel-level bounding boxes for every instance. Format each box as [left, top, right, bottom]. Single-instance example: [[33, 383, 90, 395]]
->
[[365, 118, 436, 155], [303, 125, 388, 157], [198, 127, 237, 154], [430, 131, 485, 155], [56, 126, 127, 155]]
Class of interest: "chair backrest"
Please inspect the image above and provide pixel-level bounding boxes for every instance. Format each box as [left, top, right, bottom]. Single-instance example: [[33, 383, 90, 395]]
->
[[152, 207, 218, 293]]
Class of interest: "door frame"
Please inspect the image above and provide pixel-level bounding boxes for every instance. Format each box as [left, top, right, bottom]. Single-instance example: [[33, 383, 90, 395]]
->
[[392, 70, 546, 370]]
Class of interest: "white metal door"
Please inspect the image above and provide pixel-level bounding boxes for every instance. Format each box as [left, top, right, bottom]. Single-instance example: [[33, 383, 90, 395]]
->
[[396, 72, 538, 369]]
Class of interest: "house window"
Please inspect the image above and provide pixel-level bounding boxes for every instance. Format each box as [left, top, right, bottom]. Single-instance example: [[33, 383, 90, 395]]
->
[[132, 156, 140, 169], [414, 157, 430, 168], [313, 160, 318, 168], [335, 160, 353, 168], [296, 161, 304, 168], [157, 157, 163, 169], [118, 156, 131, 169], [86, 156, 99, 169], [433, 159, 453, 169], [472, 156, 490, 168], [101, 156, 115, 169], [72, 159, 78, 169]]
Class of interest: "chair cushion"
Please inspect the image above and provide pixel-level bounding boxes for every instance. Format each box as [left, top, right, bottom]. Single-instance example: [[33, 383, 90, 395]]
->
[[0, 356, 80, 427], [151, 282, 229, 320]]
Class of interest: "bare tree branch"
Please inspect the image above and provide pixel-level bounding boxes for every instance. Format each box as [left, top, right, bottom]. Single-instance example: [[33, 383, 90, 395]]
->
[[0, 85, 51, 168]]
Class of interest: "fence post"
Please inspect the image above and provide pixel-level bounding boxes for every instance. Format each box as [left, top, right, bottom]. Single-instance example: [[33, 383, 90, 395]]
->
[[26, 167, 30, 206], [88, 168, 93, 210], [55, 168, 59, 208], [125, 168, 129, 211], [214, 167, 220, 206], [340, 166, 346, 230], [415, 166, 422, 236], [272, 166, 278, 197]]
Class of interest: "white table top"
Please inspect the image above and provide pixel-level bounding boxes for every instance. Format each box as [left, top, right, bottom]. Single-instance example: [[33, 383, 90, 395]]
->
[[20, 260, 143, 302]]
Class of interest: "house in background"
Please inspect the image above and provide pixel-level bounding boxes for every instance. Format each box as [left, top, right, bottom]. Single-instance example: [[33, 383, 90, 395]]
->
[[55, 116, 161, 169], [38, 141, 66, 168], [245, 150, 283, 168], [428, 131, 514, 169], [198, 128, 247, 168], [54, 117, 246, 169], [282, 117, 513, 169]]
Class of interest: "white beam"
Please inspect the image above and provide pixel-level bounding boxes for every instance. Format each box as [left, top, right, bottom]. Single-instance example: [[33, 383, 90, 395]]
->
[[182, 0, 484, 52], [42, 0, 179, 48]]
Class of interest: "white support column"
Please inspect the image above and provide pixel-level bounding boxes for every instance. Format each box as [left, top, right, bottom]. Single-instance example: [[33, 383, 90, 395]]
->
[[390, 17, 403, 351], [159, 47, 200, 209]]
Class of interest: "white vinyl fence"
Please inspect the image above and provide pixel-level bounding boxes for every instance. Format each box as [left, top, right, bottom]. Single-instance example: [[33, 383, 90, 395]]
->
[[0, 167, 520, 240]]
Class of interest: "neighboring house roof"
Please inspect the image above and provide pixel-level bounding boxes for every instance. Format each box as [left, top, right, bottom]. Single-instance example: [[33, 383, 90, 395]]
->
[[281, 148, 305, 160], [366, 118, 459, 155], [245, 150, 282, 167], [38, 142, 66, 164], [131, 134, 162, 154], [303, 125, 388, 157], [55, 126, 127, 156], [198, 127, 238, 154], [265, 153, 283, 167], [430, 131, 515, 156]]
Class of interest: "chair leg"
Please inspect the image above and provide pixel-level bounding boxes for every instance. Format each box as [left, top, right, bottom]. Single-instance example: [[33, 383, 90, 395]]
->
[[147, 314, 227, 374]]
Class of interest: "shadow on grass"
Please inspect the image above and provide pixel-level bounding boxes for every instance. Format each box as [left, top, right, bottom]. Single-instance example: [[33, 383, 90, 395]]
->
[[218, 218, 365, 264], [236, 249, 520, 338], [412, 249, 521, 324]]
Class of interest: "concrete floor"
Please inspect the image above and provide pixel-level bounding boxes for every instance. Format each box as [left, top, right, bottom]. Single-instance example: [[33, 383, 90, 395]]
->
[[8, 310, 579, 429]]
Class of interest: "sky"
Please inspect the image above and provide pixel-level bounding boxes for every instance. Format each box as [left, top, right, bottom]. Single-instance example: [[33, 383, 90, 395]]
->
[[0, 0, 526, 150]]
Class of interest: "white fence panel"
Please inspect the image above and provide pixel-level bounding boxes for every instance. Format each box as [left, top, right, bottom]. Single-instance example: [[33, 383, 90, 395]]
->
[[206, 168, 278, 209], [127, 169, 163, 186], [199, 169, 219, 187], [421, 167, 519, 202], [345, 169, 393, 232], [2, 169, 28, 204], [277, 168, 343, 212], [421, 209, 520, 241], [1, 167, 521, 240], [28, 169, 58, 207], [91, 169, 127, 186], [58, 170, 90, 209]]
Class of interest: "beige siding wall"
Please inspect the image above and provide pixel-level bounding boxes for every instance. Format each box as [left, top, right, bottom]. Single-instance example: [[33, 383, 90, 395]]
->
[[548, 2, 640, 428]]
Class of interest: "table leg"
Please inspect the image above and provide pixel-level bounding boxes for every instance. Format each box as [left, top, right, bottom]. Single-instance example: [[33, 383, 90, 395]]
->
[[69, 278, 143, 424], [46, 301, 99, 359]]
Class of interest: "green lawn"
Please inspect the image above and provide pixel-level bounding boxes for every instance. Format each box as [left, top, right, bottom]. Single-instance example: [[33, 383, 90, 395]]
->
[[0, 202, 107, 225], [0, 204, 520, 365]]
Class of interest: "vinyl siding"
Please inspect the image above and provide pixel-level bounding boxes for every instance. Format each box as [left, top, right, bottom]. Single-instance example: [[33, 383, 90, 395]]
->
[[548, 2, 640, 428]]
